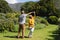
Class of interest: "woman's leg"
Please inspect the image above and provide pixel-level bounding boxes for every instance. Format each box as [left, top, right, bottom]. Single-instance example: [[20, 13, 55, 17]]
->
[[22, 24, 25, 38], [17, 24, 22, 38]]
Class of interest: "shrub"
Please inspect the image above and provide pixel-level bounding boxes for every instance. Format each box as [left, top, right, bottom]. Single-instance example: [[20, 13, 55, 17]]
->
[[13, 18, 18, 24], [58, 18, 60, 25], [34, 16, 49, 30], [58, 18, 60, 22], [35, 16, 49, 26], [48, 16, 58, 24], [5, 13, 19, 24], [0, 13, 15, 32], [0, 19, 15, 32], [40, 18, 49, 26], [15, 13, 20, 18]]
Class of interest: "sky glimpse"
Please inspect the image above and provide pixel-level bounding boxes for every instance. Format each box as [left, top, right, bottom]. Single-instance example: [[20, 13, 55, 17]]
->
[[5, 0, 38, 4]]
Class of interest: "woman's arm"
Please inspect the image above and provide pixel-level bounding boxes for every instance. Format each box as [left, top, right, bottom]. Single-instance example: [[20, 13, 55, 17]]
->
[[25, 12, 32, 16], [28, 12, 32, 15]]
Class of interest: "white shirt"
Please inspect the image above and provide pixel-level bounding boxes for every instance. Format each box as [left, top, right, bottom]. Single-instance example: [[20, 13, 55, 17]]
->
[[19, 14, 28, 24]]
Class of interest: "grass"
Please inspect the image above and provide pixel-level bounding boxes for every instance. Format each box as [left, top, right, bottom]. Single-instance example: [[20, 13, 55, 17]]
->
[[0, 24, 58, 40]]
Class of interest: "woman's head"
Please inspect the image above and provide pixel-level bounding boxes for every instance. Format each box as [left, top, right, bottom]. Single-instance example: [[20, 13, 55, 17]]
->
[[20, 8, 25, 14], [21, 10, 25, 14]]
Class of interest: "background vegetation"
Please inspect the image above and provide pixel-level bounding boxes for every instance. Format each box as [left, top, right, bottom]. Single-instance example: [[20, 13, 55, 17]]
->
[[0, 0, 60, 40], [0, 0, 60, 32]]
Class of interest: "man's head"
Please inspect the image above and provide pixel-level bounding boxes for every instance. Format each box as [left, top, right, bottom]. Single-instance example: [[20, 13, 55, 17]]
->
[[29, 15, 33, 18]]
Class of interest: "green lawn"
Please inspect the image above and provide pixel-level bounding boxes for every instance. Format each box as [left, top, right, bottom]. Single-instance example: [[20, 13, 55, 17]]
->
[[0, 24, 58, 40]]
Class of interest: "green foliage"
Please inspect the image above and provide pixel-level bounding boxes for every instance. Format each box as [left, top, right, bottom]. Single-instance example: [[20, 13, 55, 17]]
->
[[38, 0, 57, 16], [21, 0, 58, 17], [35, 16, 49, 25], [21, 1, 38, 12], [48, 16, 58, 24], [55, 9, 60, 17], [5, 13, 19, 24], [58, 18, 60, 27], [58, 18, 60, 22], [40, 18, 49, 26], [0, 0, 13, 13], [0, 13, 19, 32], [0, 19, 14, 32]]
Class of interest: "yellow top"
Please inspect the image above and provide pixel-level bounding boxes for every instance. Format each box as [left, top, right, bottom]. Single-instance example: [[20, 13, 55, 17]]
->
[[29, 17, 34, 28]]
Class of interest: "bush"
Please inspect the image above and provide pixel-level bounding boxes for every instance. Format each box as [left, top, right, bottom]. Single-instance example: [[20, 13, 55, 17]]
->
[[13, 18, 18, 24], [0, 19, 15, 32], [58, 18, 60, 25], [58, 18, 60, 22], [34, 16, 49, 30], [35, 16, 49, 26], [5, 13, 19, 24], [48, 16, 58, 24], [0, 13, 16, 32], [40, 18, 49, 26]]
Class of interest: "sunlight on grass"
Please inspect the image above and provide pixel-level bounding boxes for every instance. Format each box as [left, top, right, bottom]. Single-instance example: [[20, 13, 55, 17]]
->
[[0, 24, 58, 40]]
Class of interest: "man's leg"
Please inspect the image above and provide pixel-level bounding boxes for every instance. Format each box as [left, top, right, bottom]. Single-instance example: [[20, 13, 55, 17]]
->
[[28, 27, 34, 38]]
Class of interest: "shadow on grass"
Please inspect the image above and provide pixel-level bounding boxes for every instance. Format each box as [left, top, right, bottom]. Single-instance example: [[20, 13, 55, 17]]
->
[[4, 36, 28, 38], [47, 26, 60, 40]]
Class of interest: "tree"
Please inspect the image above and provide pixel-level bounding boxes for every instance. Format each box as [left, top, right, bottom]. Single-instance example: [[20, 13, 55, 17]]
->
[[38, 0, 58, 17], [21, 1, 37, 12], [0, 0, 13, 13], [21, 0, 58, 17]]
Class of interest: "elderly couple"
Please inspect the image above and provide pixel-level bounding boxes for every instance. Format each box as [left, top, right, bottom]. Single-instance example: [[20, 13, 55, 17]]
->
[[17, 10, 35, 38]]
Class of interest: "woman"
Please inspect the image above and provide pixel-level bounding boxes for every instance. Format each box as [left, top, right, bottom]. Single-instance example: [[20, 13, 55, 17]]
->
[[18, 10, 31, 38]]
